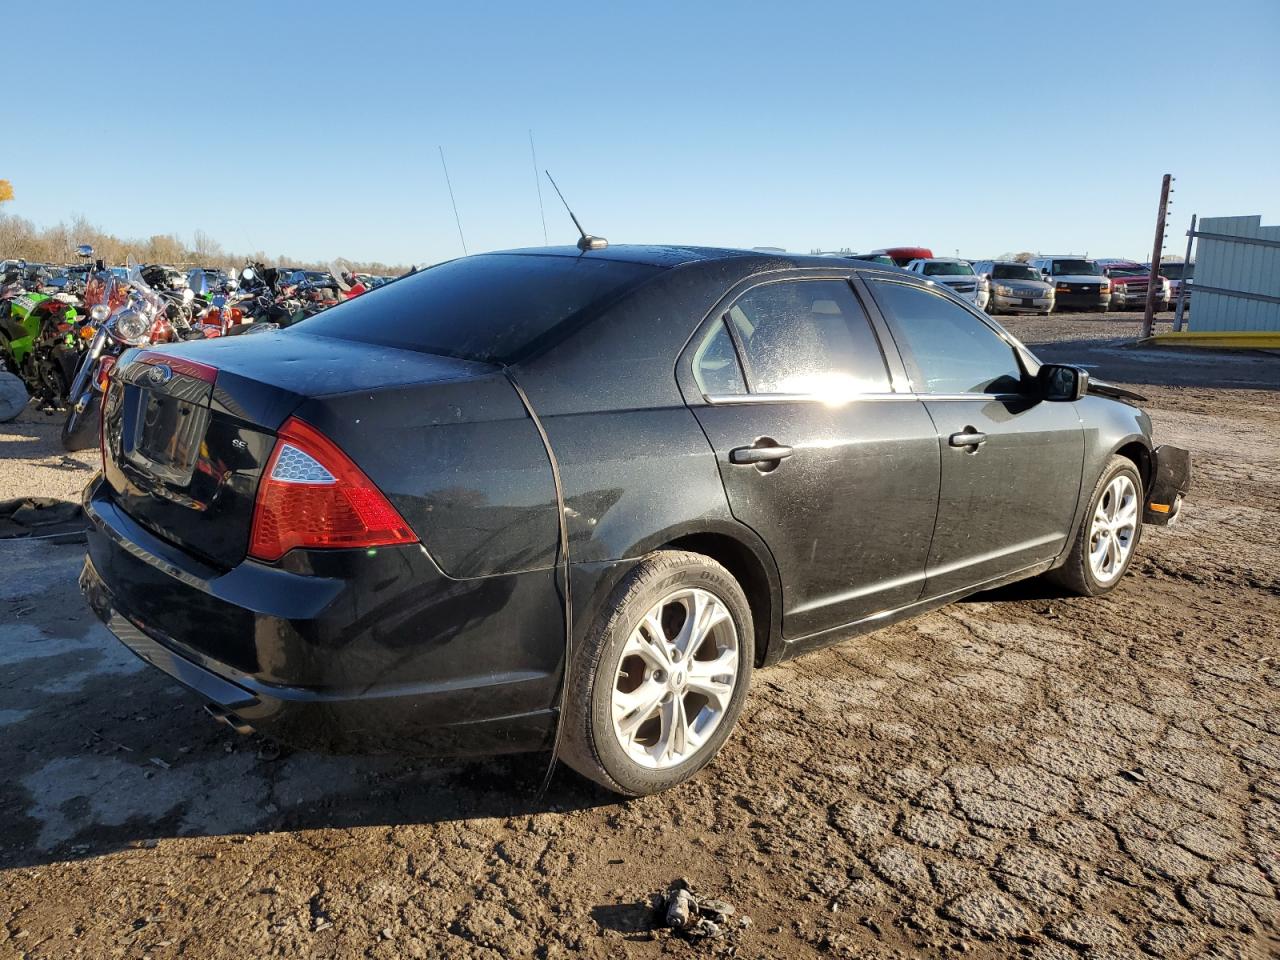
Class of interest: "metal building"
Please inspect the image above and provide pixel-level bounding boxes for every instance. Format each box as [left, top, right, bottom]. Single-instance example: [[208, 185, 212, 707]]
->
[[1188, 215, 1280, 333]]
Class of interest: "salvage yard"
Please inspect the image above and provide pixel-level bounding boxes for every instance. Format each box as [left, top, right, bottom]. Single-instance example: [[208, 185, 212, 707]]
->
[[1, 313, 1277, 959]]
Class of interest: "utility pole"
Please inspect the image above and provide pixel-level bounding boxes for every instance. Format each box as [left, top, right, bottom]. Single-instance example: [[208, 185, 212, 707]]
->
[[1173, 213, 1195, 332], [1141, 173, 1172, 339]]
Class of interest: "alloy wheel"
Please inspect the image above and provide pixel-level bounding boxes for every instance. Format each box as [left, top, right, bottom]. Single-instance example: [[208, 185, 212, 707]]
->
[[610, 588, 739, 770], [1088, 474, 1138, 583]]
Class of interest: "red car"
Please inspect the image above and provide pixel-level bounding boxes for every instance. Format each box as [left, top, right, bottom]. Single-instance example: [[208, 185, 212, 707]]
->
[[871, 246, 934, 268], [1099, 260, 1170, 312]]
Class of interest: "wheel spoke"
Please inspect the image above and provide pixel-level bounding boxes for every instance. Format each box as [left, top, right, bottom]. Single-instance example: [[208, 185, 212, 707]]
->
[[654, 696, 688, 763], [672, 590, 728, 660], [614, 682, 664, 739], [628, 612, 673, 670], [686, 650, 737, 711]]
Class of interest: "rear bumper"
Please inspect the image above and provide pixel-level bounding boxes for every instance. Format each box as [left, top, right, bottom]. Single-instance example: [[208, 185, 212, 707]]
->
[[79, 476, 561, 756], [1144, 444, 1191, 525]]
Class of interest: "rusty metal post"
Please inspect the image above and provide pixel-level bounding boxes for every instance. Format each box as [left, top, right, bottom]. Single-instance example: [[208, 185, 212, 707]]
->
[[1173, 213, 1195, 332], [1141, 174, 1172, 339]]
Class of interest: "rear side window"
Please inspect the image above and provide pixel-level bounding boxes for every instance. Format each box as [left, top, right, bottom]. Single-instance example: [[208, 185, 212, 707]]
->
[[296, 254, 661, 363], [692, 320, 747, 395], [724, 279, 890, 395], [869, 280, 1024, 395]]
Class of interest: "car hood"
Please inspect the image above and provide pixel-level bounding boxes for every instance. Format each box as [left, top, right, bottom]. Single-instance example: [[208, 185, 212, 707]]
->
[[1051, 274, 1107, 284], [993, 279, 1053, 294]]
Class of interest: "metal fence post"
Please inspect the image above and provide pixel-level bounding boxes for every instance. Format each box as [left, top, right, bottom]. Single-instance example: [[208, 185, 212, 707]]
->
[[1142, 174, 1172, 340], [1174, 213, 1195, 332]]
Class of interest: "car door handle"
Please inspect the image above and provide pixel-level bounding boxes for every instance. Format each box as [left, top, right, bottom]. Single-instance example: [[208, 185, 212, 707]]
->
[[949, 430, 987, 448], [730, 444, 794, 465]]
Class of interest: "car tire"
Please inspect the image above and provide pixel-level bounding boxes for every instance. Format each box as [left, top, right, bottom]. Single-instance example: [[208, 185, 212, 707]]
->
[[559, 549, 754, 796], [1048, 455, 1144, 597]]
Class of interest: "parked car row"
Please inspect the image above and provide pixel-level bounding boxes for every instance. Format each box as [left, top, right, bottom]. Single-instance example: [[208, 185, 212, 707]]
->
[[823, 247, 1190, 316]]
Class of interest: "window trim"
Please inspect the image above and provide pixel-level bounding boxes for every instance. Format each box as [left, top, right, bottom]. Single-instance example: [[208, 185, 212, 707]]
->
[[864, 277, 1033, 399]]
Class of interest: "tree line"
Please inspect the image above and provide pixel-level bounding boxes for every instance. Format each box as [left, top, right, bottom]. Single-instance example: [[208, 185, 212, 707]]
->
[[0, 212, 411, 276]]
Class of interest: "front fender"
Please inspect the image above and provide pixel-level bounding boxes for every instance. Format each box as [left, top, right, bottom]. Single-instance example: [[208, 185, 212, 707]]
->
[[1057, 396, 1154, 563]]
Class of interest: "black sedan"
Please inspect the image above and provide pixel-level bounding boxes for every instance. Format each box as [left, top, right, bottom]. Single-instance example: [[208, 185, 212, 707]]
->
[[79, 245, 1191, 796]]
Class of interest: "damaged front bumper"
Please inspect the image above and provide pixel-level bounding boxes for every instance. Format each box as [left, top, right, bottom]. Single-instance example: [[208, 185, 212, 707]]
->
[[1144, 444, 1192, 525]]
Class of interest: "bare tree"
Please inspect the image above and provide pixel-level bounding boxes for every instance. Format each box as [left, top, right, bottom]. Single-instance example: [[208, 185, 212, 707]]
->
[[0, 211, 411, 275]]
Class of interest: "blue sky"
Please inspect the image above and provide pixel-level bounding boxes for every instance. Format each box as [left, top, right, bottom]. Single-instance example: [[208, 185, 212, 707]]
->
[[6, 0, 1278, 266]]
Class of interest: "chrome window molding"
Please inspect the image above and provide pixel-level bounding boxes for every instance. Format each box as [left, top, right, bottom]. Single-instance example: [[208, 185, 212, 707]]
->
[[703, 391, 1024, 406]]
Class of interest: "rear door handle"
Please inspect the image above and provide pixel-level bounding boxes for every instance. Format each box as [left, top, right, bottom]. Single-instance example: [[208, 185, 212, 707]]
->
[[730, 444, 794, 465], [948, 430, 988, 448]]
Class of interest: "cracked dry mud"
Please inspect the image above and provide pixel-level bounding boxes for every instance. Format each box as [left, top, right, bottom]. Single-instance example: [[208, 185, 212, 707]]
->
[[0, 316, 1277, 959]]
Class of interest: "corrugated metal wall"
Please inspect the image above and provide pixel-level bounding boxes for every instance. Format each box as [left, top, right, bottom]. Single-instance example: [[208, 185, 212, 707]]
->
[[1190, 215, 1280, 332]]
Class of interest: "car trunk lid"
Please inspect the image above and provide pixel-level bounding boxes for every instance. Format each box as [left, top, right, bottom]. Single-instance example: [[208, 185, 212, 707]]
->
[[101, 332, 495, 568]]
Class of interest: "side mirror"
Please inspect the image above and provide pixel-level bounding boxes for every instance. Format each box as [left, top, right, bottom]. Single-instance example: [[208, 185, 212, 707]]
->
[[1038, 363, 1089, 402]]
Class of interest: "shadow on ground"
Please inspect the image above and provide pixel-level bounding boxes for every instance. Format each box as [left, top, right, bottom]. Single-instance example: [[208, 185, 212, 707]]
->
[[0, 539, 614, 871], [1025, 336, 1280, 390]]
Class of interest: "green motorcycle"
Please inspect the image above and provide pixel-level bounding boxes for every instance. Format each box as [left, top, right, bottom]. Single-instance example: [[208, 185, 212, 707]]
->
[[0, 282, 95, 409]]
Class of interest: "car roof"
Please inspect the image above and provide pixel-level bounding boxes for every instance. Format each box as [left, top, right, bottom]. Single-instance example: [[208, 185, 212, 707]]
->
[[488, 243, 842, 270]]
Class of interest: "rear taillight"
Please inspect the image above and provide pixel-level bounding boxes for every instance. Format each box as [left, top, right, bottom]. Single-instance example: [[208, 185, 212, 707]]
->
[[248, 417, 416, 562]]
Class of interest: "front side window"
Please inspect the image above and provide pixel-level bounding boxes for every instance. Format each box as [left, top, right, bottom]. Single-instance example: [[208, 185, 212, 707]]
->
[[869, 281, 1024, 395], [724, 279, 890, 397]]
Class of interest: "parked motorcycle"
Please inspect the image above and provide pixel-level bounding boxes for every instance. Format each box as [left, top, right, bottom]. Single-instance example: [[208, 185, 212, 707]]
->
[[61, 259, 200, 450], [0, 245, 97, 409]]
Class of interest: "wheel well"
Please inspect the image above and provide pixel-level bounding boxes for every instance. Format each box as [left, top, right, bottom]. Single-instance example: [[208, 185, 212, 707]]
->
[[1116, 441, 1152, 489], [665, 532, 773, 667]]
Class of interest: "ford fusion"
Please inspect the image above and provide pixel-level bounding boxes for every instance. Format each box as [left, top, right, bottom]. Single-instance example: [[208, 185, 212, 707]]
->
[[80, 246, 1191, 796]]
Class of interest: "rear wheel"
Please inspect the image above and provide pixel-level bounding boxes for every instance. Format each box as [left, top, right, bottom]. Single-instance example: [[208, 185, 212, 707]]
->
[[61, 393, 100, 451], [560, 550, 753, 796], [1048, 455, 1143, 596]]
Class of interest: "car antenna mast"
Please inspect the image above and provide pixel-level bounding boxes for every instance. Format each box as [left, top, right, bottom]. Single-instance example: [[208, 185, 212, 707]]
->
[[545, 170, 607, 251]]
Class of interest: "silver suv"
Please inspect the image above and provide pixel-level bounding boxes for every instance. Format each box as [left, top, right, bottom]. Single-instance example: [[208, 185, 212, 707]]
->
[[973, 260, 1055, 315]]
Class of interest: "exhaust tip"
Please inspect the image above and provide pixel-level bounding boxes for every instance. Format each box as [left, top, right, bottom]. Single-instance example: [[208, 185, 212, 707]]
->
[[204, 703, 254, 736]]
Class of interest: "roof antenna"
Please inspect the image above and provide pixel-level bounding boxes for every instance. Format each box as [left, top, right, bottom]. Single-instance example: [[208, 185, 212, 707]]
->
[[529, 131, 548, 245], [438, 146, 468, 256], [545, 170, 607, 251]]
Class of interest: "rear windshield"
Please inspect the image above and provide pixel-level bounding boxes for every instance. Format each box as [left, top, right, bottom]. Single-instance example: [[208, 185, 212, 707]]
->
[[922, 261, 974, 276], [1051, 259, 1101, 276], [1160, 263, 1192, 279], [992, 264, 1040, 281], [296, 254, 661, 363]]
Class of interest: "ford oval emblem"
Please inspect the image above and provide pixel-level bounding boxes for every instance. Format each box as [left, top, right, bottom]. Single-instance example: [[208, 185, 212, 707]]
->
[[146, 364, 173, 385]]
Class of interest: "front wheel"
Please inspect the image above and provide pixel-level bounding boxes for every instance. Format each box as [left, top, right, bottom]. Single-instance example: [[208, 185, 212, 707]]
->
[[1048, 455, 1143, 596], [560, 550, 754, 796], [61, 392, 100, 451]]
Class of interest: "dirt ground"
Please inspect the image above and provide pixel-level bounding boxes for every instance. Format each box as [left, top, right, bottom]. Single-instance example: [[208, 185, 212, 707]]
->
[[1, 312, 1277, 959]]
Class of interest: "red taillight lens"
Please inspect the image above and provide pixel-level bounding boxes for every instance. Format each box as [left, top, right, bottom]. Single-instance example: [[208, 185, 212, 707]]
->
[[247, 417, 416, 562]]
